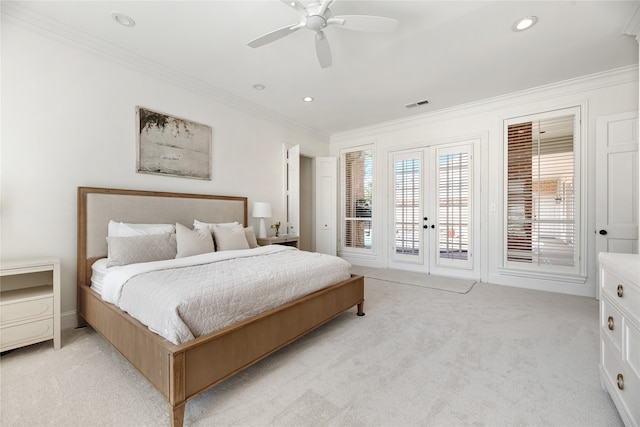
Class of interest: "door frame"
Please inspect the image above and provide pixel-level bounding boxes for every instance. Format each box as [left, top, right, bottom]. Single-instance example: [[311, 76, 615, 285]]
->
[[387, 138, 483, 280]]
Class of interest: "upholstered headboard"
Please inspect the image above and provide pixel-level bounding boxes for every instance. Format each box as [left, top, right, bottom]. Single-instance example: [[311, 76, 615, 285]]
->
[[77, 187, 247, 287]]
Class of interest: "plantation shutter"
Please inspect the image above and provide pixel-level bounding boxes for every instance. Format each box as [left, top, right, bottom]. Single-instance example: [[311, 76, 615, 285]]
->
[[393, 153, 421, 257], [341, 148, 373, 250], [506, 115, 576, 267], [437, 149, 470, 263]]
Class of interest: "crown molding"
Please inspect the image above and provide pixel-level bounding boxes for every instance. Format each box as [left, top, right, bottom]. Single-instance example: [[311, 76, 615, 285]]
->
[[1, 2, 329, 141], [331, 65, 639, 143], [624, 3, 640, 42]]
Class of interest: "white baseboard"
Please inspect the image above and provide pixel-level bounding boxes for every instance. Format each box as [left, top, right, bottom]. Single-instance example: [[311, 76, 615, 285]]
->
[[61, 310, 79, 330]]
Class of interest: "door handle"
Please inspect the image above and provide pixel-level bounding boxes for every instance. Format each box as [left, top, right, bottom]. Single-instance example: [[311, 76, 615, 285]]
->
[[599, 230, 608, 235]]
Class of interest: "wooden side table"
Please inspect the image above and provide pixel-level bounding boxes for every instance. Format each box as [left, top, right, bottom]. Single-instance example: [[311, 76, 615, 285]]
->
[[257, 236, 299, 248]]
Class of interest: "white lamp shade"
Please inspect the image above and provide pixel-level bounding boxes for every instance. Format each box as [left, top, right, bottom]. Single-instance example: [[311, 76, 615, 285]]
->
[[252, 202, 272, 239], [252, 202, 272, 218]]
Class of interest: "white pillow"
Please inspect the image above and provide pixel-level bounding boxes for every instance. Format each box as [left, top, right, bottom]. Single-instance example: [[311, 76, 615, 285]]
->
[[244, 225, 259, 249], [175, 223, 215, 258], [211, 224, 250, 251], [108, 220, 176, 237]]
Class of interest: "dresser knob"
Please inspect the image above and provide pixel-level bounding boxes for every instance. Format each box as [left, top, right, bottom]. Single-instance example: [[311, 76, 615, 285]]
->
[[617, 373, 624, 390], [617, 284, 623, 297], [607, 316, 614, 331]]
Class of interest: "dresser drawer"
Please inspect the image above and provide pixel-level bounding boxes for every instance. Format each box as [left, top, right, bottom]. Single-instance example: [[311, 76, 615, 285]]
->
[[0, 297, 53, 325], [602, 269, 640, 317], [627, 321, 640, 380], [0, 318, 53, 351], [602, 298, 624, 353], [602, 340, 640, 426]]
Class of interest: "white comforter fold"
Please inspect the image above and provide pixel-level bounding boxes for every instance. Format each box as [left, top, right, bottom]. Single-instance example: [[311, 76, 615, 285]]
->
[[100, 246, 351, 345]]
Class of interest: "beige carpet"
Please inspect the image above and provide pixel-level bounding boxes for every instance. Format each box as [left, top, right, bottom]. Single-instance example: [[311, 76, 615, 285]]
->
[[0, 278, 623, 427], [351, 266, 476, 294]]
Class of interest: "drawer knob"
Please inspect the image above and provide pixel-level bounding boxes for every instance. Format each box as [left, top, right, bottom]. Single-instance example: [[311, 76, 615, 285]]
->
[[617, 373, 624, 390], [617, 284, 623, 298], [607, 316, 614, 331]]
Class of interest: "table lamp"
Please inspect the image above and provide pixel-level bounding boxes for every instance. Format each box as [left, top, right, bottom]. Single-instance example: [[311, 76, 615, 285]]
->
[[252, 202, 272, 238]]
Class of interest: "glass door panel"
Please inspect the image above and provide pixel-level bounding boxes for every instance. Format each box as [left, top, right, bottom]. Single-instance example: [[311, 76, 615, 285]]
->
[[436, 145, 472, 269], [391, 151, 423, 264]]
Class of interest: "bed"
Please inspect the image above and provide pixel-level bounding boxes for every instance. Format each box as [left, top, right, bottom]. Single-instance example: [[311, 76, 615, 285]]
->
[[76, 187, 365, 427]]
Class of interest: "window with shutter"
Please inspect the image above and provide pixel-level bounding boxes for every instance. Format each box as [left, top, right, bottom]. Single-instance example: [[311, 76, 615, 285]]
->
[[505, 109, 580, 273], [340, 146, 373, 252]]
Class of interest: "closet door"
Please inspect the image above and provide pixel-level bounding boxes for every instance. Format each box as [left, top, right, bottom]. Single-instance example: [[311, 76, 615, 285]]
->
[[315, 157, 337, 255], [287, 145, 300, 237], [595, 111, 638, 256]]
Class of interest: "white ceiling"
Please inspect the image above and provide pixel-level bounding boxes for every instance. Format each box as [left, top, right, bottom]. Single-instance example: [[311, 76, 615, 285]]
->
[[4, 1, 639, 137]]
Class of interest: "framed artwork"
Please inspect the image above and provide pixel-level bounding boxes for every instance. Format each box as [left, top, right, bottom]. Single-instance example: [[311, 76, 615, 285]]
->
[[136, 106, 212, 180]]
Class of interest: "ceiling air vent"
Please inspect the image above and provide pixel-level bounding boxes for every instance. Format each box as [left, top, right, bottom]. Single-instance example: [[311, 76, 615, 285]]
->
[[405, 99, 430, 109]]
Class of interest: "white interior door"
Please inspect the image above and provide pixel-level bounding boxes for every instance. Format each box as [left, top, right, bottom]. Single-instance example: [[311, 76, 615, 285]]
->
[[315, 157, 337, 255], [595, 112, 639, 255], [389, 141, 480, 279], [287, 145, 300, 237]]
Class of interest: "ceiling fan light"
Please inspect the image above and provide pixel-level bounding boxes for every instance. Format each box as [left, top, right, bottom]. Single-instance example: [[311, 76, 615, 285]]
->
[[512, 16, 538, 32]]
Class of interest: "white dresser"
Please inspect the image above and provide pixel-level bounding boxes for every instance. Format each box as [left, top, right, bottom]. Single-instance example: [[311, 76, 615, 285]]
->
[[0, 257, 61, 351], [599, 252, 640, 427]]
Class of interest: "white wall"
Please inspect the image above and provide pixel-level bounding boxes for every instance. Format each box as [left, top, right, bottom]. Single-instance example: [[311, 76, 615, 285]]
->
[[330, 67, 638, 297], [0, 18, 329, 328]]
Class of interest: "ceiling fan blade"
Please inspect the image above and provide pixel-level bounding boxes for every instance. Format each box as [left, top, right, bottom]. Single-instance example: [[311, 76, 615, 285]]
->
[[315, 31, 332, 68], [318, 0, 334, 16], [247, 24, 303, 48], [281, 0, 307, 15], [329, 15, 399, 33]]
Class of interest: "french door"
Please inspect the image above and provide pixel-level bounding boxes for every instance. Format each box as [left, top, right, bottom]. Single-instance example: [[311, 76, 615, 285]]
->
[[388, 141, 480, 279]]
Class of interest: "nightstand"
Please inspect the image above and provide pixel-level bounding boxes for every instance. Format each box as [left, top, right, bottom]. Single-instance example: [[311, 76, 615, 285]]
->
[[257, 236, 299, 248], [1, 257, 61, 351]]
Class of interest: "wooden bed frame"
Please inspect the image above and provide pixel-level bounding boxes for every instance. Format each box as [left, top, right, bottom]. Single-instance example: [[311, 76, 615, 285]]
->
[[77, 187, 365, 427]]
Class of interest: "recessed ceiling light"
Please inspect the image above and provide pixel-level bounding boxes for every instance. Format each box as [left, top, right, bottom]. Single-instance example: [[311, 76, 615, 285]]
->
[[111, 12, 135, 27], [253, 84, 266, 90], [512, 16, 538, 32], [303, 96, 314, 102]]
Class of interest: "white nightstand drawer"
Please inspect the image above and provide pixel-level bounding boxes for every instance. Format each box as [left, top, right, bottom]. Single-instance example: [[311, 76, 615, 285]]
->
[[602, 269, 640, 317], [1, 318, 53, 351], [602, 298, 624, 353], [1, 297, 53, 325]]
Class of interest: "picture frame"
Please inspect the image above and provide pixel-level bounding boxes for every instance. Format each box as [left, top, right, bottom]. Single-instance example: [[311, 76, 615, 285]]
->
[[136, 106, 212, 180]]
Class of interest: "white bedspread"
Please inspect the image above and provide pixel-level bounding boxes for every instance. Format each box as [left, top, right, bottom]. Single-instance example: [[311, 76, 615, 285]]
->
[[99, 246, 352, 345]]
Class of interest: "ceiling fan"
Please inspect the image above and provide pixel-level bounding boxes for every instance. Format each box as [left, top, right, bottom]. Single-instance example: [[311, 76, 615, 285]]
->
[[247, 0, 399, 68]]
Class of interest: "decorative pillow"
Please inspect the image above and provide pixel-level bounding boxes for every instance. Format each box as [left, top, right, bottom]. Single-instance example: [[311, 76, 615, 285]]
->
[[175, 223, 215, 258], [211, 224, 250, 251], [106, 233, 177, 268], [244, 225, 259, 249], [193, 220, 241, 232], [108, 220, 176, 237]]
